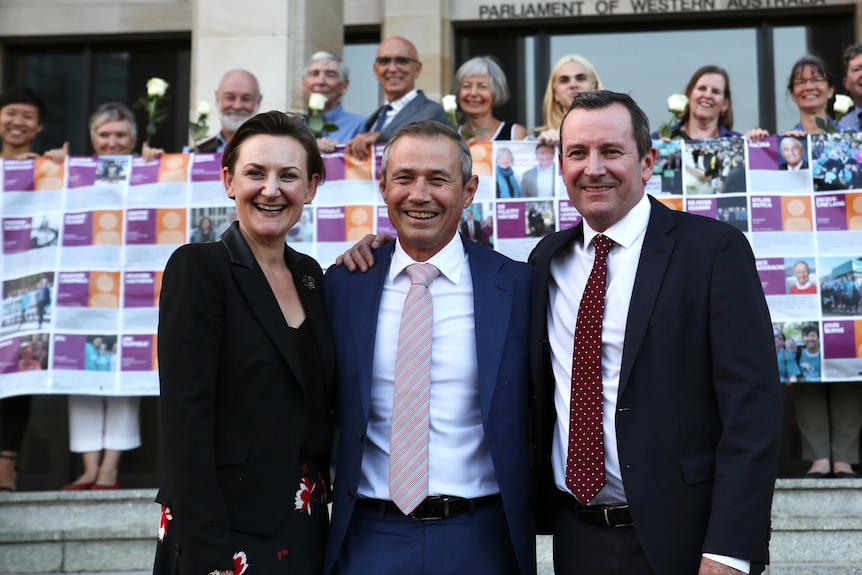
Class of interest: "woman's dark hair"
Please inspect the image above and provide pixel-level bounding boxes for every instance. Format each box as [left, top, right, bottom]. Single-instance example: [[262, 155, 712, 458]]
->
[[0, 86, 47, 123], [221, 110, 325, 185], [681, 65, 734, 130], [787, 54, 835, 92]]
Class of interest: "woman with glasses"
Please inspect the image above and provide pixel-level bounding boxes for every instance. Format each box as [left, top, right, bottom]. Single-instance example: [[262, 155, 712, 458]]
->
[[747, 55, 843, 141]]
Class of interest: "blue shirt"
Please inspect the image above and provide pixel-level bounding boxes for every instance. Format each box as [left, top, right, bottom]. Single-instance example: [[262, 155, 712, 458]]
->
[[317, 104, 366, 144], [838, 107, 862, 130], [790, 120, 845, 133], [650, 121, 741, 140]]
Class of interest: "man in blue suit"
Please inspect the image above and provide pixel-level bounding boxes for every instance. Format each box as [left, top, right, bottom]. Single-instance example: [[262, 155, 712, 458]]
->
[[324, 121, 535, 575], [343, 37, 448, 162]]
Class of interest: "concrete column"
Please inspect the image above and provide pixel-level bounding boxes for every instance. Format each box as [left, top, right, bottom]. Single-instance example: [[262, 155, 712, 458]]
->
[[381, 0, 451, 101], [190, 0, 344, 141]]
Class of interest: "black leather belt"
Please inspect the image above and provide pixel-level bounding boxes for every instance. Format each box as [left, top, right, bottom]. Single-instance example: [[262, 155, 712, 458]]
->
[[356, 494, 501, 520], [563, 494, 633, 528]]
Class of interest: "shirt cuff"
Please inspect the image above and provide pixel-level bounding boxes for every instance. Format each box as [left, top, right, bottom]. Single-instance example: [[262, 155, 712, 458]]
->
[[702, 553, 750, 574]]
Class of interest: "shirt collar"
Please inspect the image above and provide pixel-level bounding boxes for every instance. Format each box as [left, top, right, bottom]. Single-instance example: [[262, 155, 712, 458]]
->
[[582, 193, 651, 250], [390, 232, 464, 284], [387, 89, 419, 113]]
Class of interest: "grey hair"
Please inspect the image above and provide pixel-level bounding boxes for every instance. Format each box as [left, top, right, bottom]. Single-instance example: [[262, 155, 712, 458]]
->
[[453, 56, 510, 107], [381, 121, 472, 186], [304, 51, 350, 83], [89, 102, 137, 138]]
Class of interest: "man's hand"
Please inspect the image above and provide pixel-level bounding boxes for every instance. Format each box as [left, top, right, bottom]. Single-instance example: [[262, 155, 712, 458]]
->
[[335, 233, 393, 272], [344, 132, 380, 162], [698, 557, 746, 575]]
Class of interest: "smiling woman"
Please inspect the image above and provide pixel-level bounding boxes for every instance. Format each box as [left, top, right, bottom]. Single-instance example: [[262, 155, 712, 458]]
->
[[0, 86, 46, 159], [454, 55, 526, 143], [154, 111, 335, 575], [651, 65, 740, 140]]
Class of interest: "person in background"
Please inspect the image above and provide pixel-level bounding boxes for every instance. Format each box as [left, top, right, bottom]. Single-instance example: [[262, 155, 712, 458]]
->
[[790, 260, 817, 294], [344, 37, 448, 161], [775, 327, 801, 385], [779, 136, 808, 170], [0, 86, 46, 159], [190, 216, 217, 243], [529, 54, 603, 146], [748, 54, 843, 141], [453, 55, 526, 143], [460, 209, 485, 244], [197, 69, 262, 153], [520, 141, 556, 197], [0, 86, 49, 492], [154, 111, 335, 575], [793, 323, 862, 479], [301, 51, 367, 152], [495, 147, 520, 198], [45, 102, 162, 162], [652, 65, 740, 140], [838, 43, 862, 130]]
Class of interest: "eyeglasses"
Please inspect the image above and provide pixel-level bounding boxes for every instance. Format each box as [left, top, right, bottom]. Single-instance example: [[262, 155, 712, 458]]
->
[[792, 76, 827, 87], [375, 56, 418, 67]]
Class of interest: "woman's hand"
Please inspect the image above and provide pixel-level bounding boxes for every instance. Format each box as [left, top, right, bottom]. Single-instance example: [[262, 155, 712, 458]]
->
[[141, 142, 165, 162], [42, 142, 69, 163], [536, 129, 560, 146], [745, 128, 770, 142]]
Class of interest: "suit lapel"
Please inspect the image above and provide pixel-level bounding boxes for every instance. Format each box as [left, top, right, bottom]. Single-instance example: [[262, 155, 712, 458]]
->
[[618, 197, 676, 397], [350, 242, 394, 420], [465, 238, 512, 421], [222, 224, 308, 396]]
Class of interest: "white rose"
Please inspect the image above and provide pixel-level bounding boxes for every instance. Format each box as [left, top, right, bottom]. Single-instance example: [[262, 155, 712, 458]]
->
[[146, 77, 169, 98], [667, 93, 688, 115], [308, 93, 328, 112], [196, 100, 212, 117], [442, 94, 458, 113], [833, 94, 854, 115]]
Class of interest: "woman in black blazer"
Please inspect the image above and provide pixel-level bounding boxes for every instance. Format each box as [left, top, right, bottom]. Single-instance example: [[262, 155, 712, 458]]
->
[[154, 111, 335, 575]]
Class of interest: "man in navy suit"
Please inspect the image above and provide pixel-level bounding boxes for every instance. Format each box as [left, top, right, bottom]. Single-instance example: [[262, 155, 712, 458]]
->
[[344, 37, 448, 162], [324, 121, 535, 575], [530, 91, 781, 574]]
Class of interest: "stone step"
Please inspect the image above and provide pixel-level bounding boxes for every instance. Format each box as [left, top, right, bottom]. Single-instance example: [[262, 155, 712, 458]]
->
[[2, 480, 861, 574]]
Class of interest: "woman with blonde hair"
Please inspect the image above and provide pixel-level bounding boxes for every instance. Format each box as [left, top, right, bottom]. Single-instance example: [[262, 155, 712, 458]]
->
[[531, 54, 604, 145]]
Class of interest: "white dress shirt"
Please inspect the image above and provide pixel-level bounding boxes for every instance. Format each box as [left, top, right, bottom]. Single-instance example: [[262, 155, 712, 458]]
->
[[377, 89, 419, 132], [358, 234, 499, 500]]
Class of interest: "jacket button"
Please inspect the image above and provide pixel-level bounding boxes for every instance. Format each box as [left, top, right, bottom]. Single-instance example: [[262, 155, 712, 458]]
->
[[358, 433, 364, 442], [347, 490, 355, 500]]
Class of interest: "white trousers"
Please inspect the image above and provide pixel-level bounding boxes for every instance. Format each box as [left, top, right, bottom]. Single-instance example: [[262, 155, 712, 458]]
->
[[68, 395, 141, 452]]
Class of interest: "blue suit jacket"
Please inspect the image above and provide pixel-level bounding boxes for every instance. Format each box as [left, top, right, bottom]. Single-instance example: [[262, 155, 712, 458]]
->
[[529, 196, 781, 574], [364, 90, 449, 143], [323, 235, 536, 575]]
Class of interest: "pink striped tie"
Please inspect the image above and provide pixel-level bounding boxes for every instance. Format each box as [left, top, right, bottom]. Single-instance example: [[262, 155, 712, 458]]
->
[[390, 263, 439, 515]]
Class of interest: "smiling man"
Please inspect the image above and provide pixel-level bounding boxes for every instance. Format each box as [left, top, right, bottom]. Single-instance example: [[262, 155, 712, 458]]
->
[[301, 51, 366, 151], [529, 91, 781, 575], [344, 37, 448, 161], [198, 69, 262, 152], [324, 121, 535, 575]]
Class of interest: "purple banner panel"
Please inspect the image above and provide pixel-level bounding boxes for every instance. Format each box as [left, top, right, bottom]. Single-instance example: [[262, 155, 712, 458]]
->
[[56, 272, 91, 308], [125, 209, 156, 245], [0, 337, 21, 374], [376, 206, 396, 238], [757, 258, 787, 295], [558, 199, 582, 232], [814, 194, 849, 232], [686, 197, 718, 220], [62, 212, 94, 246], [67, 157, 99, 188], [823, 320, 856, 359], [750, 196, 783, 232], [496, 202, 526, 239], [2, 160, 35, 192], [123, 272, 157, 308], [120, 334, 155, 371], [3, 218, 32, 254], [129, 158, 160, 186], [316, 207, 346, 242], [747, 137, 779, 170], [51, 333, 87, 370], [191, 153, 223, 182], [322, 153, 346, 181]]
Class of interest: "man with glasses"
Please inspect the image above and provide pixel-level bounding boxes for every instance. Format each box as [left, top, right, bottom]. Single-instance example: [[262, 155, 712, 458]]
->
[[344, 37, 448, 161], [198, 69, 262, 152]]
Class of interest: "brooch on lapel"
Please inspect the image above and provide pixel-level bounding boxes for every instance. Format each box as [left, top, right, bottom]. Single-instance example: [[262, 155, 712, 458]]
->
[[302, 275, 317, 291]]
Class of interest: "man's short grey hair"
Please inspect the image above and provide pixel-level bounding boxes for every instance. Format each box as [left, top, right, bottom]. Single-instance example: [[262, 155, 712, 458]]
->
[[304, 51, 350, 83], [381, 121, 472, 186]]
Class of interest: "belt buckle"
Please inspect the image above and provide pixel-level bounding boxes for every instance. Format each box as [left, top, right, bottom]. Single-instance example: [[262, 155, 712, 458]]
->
[[603, 505, 633, 527], [409, 496, 448, 521]]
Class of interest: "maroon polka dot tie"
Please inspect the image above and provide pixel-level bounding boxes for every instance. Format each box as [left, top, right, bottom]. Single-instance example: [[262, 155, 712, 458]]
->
[[566, 234, 615, 505]]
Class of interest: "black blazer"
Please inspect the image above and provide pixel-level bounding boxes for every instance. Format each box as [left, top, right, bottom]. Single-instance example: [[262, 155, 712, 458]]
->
[[156, 223, 335, 575], [529, 196, 781, 574]]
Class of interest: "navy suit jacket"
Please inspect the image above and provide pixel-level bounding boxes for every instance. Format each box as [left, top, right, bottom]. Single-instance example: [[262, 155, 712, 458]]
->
[[364, 90, 449, 143], [323, 235, 536, 575], [156, 223, 335, 574], [529, 196, 781, 574]]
